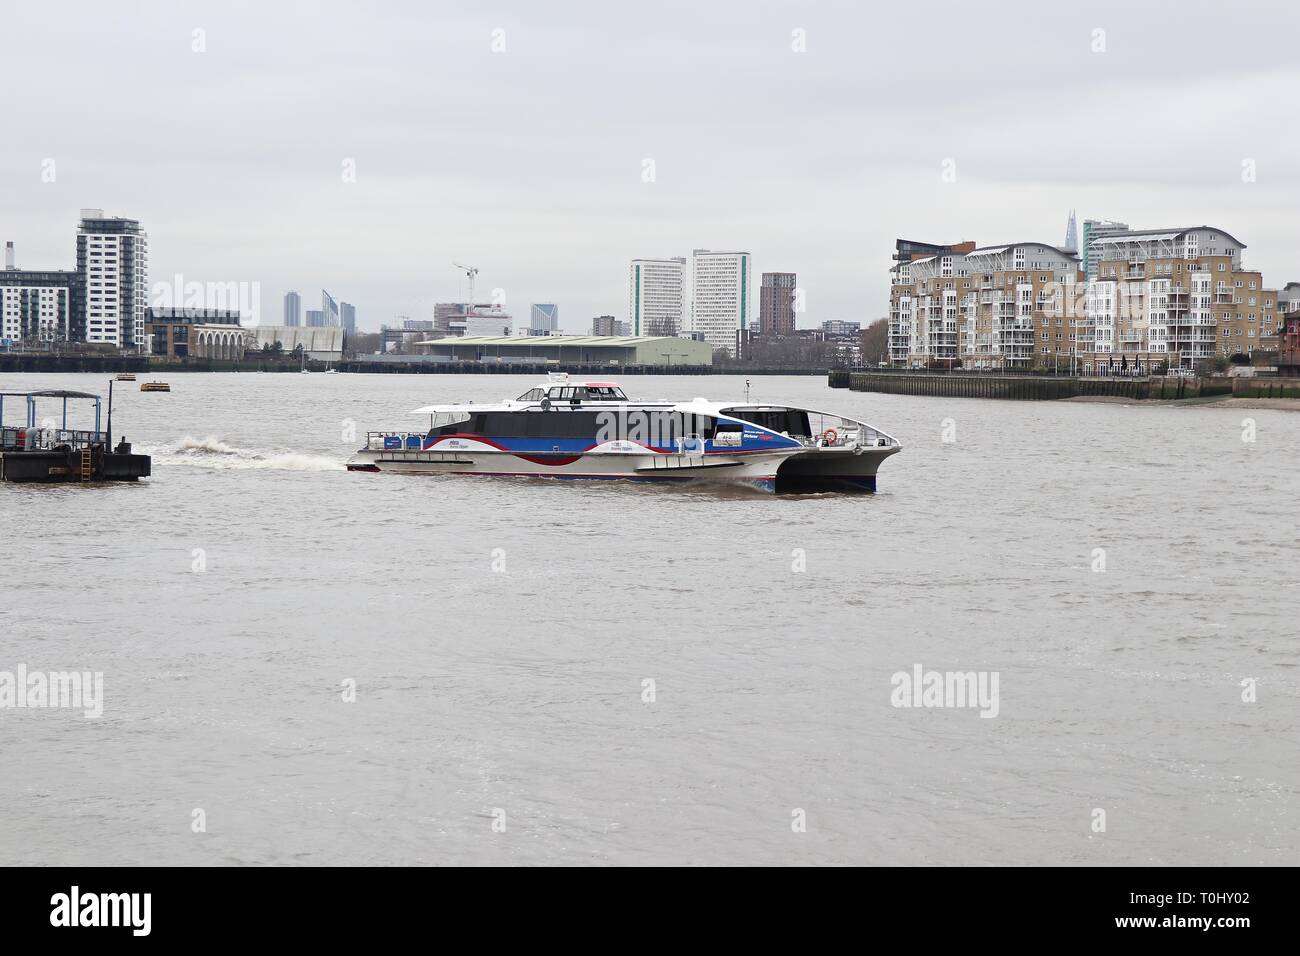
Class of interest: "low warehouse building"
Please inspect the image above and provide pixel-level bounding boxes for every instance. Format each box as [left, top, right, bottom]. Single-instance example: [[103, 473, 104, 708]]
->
[[414, 335, 712, 367], [249, 325, 344, 361]]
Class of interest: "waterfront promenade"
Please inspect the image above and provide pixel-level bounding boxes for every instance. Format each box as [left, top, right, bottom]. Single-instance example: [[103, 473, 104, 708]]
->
[[830, 369, 1300, 401]]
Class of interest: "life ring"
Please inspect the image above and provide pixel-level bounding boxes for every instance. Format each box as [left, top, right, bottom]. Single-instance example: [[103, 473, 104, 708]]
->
[[822, 428, 838, 445]]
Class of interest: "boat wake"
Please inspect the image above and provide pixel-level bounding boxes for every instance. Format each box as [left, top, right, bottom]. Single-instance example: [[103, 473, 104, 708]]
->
[[162, 436, 344, 472]]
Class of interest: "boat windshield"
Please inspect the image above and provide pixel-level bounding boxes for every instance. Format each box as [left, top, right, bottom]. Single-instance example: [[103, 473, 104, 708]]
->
[[425, 411, 472, 431], [517, 384, 627, 402]]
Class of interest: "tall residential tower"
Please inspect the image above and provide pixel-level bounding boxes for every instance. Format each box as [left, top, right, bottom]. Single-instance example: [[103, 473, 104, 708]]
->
[[759, 272, 797, 336], [76, 209, 148, 349], [689, 249, 751, 355], [1082, 219, 1131, 279], [628, 257, 686, 337]]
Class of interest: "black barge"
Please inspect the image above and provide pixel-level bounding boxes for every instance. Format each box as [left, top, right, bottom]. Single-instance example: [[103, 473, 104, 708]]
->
[[0, 389, 150, 483]]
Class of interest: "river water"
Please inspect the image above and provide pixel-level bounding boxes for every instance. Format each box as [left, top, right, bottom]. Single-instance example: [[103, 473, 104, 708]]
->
[[1, 372, 1295, 865]]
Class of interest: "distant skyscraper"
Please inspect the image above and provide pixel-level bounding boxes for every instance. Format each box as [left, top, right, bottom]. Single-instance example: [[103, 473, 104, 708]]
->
[[322, 290, 340, 327], [340, 301, 356, 335], [628, 257, 686, 336], [1063, 210, 1078, 254], [759, 272, 797, 336], [305, 309, 325, 327], [591, 314, 617, 336], [283, 290, 302, 327], [76, 208, 148, 349], [689, 249, 751, 356], [1082, 219, 1132, 279], [530, 303, 559, 336]]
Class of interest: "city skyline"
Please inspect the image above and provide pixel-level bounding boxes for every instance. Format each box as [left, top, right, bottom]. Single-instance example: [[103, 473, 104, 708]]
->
[[4, 2, 1298, 334]]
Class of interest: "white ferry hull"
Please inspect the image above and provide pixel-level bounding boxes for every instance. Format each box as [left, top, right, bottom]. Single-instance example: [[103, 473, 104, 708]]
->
[[346, 440, 898, 493], [347, 443, 791, 492]]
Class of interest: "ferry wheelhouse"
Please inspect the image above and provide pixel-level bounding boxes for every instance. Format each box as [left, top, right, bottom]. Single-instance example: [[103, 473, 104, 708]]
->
[[347, 374, 900, 493]]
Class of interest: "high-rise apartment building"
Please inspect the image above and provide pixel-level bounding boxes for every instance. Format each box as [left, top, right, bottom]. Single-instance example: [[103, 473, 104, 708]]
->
[[628, 257, 686, 337], [305, 309, 325, 327], [340, 301, 356, 335], [0, 242, 74, 345], [76, 209, 148, 349], [759, 272, 797, 336], [283, 290, 302, 327], [688, 249, 751, 356]]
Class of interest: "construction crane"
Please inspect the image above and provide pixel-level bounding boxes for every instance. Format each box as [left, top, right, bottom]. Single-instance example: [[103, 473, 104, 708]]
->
[[452, 261, 479, 312]]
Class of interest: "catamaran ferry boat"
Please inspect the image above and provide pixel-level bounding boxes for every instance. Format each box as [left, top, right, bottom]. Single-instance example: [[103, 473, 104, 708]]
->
[[347, 374, 900, 493]]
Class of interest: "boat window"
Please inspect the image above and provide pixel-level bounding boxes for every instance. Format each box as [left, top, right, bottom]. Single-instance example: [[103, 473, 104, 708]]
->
[[728, 409, 810, 436], [538, 385, 627, 401], [469, 410, 605, 439], [545, 411, 602, 438]]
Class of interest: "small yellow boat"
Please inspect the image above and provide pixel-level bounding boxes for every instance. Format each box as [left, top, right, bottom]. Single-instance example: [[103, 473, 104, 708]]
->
[[140, 381, 171, 393]]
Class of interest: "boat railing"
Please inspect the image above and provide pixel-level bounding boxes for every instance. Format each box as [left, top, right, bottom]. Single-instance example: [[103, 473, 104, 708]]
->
[[675, 435, 706, 455], [365, 431, 429, 451], [803, 413, 898, 449], [1, 426, 106, 452]]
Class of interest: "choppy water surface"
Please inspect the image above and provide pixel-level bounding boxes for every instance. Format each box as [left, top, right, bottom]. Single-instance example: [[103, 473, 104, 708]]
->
[[1, 372, 1296, 865]]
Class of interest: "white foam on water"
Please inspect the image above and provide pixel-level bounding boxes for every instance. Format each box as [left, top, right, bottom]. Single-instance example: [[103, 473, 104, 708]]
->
[[161, 435, 344, 472]]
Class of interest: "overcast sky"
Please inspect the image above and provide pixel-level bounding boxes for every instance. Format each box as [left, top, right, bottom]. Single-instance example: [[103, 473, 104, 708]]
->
[[3, 0, 1299, 332]]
